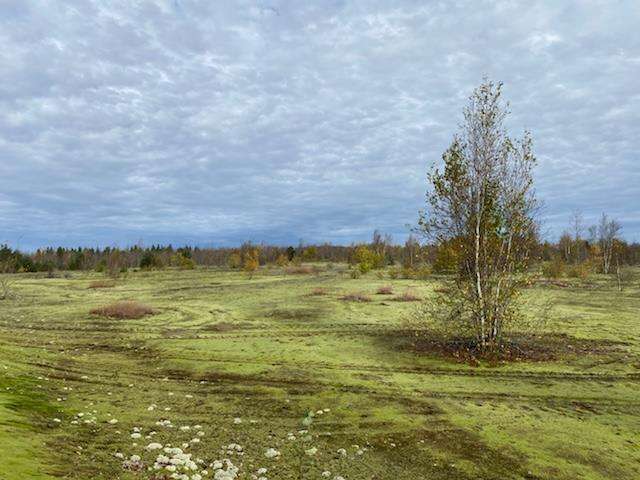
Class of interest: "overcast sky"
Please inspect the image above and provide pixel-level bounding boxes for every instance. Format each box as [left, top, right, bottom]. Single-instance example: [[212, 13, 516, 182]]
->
[[1, 1, 638, 250]]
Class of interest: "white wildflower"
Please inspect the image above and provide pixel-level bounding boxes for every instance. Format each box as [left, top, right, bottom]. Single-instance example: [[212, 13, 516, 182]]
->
[[264, 448, 280, 459]]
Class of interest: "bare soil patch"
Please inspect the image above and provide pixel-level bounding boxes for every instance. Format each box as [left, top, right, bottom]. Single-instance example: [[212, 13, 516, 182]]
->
[[391, 329, 626, 364]]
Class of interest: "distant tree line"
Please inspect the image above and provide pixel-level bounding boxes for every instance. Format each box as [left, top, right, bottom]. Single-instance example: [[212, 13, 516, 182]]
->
[[0, 227, 638, 276]]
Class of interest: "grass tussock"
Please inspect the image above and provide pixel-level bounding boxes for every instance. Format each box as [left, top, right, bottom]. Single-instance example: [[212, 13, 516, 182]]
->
[[391, 290, 421, 302], [340, 292, 372, 302], [285, 265, 318, 275], [309, 287, 328, 296], [88, 280, 116, 289], [90, 300, 155, 319], [376, 285, 394, 295]]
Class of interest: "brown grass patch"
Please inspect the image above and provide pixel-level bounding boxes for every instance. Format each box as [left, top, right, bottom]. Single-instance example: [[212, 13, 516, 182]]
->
[[309, 287, 328, 296], [88, 280, 116, 289], [340, 292, 372, 302], [376, 285, 394, 295], [393, 329, 626, 365], [90, 301, 155, 319], [391, 289, 421, 302], [285, 265, 317, 275]]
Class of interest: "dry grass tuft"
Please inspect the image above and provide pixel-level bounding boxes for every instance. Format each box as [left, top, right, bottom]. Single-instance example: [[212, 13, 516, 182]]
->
[[376, 285, 394, 295], [285, 265, 317, 275], [391, 290, 421, 302], [88, 280, 116, 289], [340, 292, 372, 303], [90, 301, 155, 319]]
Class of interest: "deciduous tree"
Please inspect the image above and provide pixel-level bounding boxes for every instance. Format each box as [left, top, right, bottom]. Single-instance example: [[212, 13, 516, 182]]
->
[[418, 80, 539, 349]]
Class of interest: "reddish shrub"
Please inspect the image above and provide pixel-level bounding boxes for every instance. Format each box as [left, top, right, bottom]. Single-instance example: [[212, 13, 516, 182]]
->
[[391, 290, 421, 302], [90, 301, 155, 319], [340, 293, 372, 303]]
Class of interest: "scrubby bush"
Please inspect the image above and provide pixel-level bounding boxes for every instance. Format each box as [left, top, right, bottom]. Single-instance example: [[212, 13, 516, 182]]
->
[[68, 251, 85, 271], [391, 289, 421, 302], [242, 248, 260, 278], [228, 252, 242, 269], [171, 253, 195, 270], [415, 264, 432, 280], [275, 254, 288, 267], [301, 246, 318, 261], [354, 245, 384, 273], [431, 239, 461, 274], [542, 256, 565, 279], [139, 252, 163, 270], [340, 292, 371, 302], [401, 266, 416, 279], [566, 261, 592, 279], [90, 301, 154, 319]]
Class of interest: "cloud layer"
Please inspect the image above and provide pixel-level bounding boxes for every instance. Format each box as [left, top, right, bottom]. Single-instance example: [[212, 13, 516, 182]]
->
[[1, 0, 639, 249]]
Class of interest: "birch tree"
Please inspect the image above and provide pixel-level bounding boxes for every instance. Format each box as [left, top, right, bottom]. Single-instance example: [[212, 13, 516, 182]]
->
[[418, 80, 538, 349], [597, 213, 621, 274]]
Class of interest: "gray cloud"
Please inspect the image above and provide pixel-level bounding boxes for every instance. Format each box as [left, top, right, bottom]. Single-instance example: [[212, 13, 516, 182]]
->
[[1, 0, 639, 249]]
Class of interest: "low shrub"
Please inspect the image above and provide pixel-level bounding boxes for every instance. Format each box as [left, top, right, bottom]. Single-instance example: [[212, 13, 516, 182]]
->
[[414, 265, 432, 280], [542, 256, 565, 279], [376, 285, 394, 295], [139, 252, 163, 269], [391, 289, 421, 302], [172, 253, 196, 270], [401, 267, 416, 279], [566, 262, 592, 279], [90, 301, 155, 319], [340, 292, 371, 302]]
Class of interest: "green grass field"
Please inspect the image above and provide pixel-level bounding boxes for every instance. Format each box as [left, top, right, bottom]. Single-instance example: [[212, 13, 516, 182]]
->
[[0, 266, 638, 479]]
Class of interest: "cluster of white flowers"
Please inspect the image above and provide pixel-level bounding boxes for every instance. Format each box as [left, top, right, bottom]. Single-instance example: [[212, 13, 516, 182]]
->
[[110, 405, 360, 480], [70, 411, 97, 425], [152, 446, 202, 480], [210, 459, 238, 480], [264, 448, 280, 459], [222, 443, 244, 456]]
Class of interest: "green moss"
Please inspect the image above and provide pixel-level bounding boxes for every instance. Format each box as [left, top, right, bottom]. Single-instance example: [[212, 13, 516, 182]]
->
[[0, 267, 638, 479]]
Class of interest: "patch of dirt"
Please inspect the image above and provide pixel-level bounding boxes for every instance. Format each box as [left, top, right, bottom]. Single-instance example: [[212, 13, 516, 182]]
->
[[389, 329, 627, 364]]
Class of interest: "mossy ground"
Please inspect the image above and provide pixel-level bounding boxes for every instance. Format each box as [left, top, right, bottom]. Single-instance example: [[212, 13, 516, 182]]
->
[[0, 266, 638, 479]]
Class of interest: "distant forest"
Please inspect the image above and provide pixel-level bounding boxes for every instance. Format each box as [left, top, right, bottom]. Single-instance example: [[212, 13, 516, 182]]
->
[[1, 226, 639, 276]]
